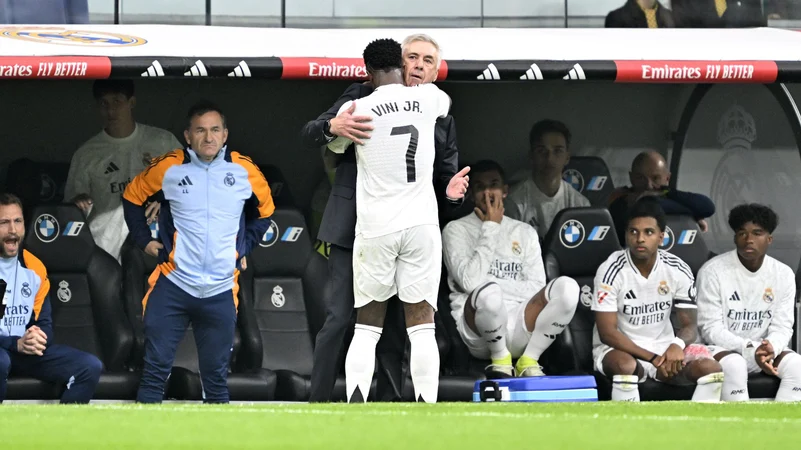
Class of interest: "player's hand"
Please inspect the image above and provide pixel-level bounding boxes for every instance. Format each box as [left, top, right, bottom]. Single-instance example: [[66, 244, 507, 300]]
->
[[71, 193, 93, 215], [145, 202, 161, 225], [329, 103, 373, 145], [697, 219, 709, 233], [144, 241, 164, 258], [446, 166, 470, 200], [755, 340, 778, 376], [240, 256, 247, 271], [26, 325, 48, 345], [474, 191, 504, 224], [660, 344, 685, 379]]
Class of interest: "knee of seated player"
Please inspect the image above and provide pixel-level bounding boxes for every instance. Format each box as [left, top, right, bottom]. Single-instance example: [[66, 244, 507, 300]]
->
[[83, 353, 104, 382], [545, 276, 580, 312], [777, 351, 801, 377], [404, 301, 435, 328], [0, 350, 10, 377], [470, 282, 504, 314], [717, 352, 748, 383], [602, 350, 639, 377], [687, 357, 723, 381], [356, 301, 388, 328]]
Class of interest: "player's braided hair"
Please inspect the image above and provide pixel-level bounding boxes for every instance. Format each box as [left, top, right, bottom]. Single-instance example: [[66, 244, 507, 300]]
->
[[363, 38, 403, 72], [728, 203, 778, 233]]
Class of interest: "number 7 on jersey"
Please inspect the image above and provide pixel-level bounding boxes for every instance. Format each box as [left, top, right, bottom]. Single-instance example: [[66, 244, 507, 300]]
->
[[391, 125, 419, 183]]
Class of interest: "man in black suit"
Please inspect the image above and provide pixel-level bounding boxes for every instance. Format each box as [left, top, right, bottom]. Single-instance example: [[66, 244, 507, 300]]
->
[[605, 0, 675, 28], [300, 33, 461, 403], [671, 0, 766, 28]]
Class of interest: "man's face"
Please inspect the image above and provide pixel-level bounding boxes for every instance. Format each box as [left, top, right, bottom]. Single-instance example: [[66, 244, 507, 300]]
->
[[403, 40, 439, 86], [184, 111, 228, 161], [0, 204, 24, 258], [471, 169, 507, 213], [630, 162, 670, 192], [626, 216, 663, 262], [531, 132, 569, 178], [734, 221, 772, 263], [97, 92, 135, 129]]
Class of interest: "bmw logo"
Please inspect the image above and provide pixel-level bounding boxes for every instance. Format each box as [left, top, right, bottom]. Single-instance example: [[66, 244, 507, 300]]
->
[[559, 219, 585, 249], [35, 214, 60, 243], [562, 169, 584, 192], [660, 225, 675, 251], [259, 221, 280, 248]]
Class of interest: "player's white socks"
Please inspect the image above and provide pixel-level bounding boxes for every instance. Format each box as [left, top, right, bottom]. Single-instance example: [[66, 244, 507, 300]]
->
[[470, 283, 509, 360], [611, 375, 640, 402], [692, 372, 724, 402], [775, 352, 801, 402], [718, 353, 749, 402], [522, 277, 579, 360], [407, 323, 439, 403], [345, 324, 382, 403]]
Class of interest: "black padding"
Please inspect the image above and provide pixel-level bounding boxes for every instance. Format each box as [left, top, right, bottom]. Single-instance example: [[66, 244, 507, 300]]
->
[[25, 205, 95, 273], [562, 156, 615, 207], [259, 164, 296, 208]]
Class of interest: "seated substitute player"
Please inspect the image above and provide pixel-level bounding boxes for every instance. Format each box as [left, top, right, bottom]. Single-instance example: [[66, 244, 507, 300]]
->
[[697, 203, 800, 402], [592, 197, 724, 402], [442, 160, 579, 378], [0, 193, 102, 403], [327, 38, 469, 404]]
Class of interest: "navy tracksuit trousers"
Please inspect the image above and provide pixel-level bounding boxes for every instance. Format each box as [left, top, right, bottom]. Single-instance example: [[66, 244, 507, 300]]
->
[[137, 275, 236, 404]]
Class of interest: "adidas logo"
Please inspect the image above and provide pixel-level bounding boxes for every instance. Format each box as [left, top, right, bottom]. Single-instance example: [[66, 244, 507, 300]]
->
[[228, 60, 251, 78], [178, 176, 193, 187], [729, 291, 741, 302], [141, 60, 165, 77], [563, 63, 586, 80], [519, 63, 543, 80], [104, 162, 119, 174], [184, 60, 208, 77], [624, 290, 637, 300], [477, 63, 500, 81]]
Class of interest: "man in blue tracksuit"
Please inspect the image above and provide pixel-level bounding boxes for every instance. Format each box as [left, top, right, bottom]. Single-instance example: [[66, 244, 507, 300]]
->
[[0, 193, 102, 403], [123, 101, 275, 403]]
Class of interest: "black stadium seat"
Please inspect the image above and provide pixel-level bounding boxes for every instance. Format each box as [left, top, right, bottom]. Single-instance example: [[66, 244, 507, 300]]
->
[[7, 205, 138, 400], [120, 238, 276, 401], [659, 215, 711, 276], [562, 156, 615, 207], [3, 159, 69, 223], [541, 207, 622, 375], [239, 208, 345, 401], [258, 164, 296, 208]]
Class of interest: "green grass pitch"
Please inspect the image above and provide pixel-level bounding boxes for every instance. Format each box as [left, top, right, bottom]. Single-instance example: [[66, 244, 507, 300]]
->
[[4, 401, 801, 449]]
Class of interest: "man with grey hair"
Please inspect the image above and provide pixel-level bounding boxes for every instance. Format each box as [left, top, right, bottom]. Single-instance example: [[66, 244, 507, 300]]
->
[[300, 33, 460, 403]]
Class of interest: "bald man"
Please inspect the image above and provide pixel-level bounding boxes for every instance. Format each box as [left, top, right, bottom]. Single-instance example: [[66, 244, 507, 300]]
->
[[608, 151, 715, 246]]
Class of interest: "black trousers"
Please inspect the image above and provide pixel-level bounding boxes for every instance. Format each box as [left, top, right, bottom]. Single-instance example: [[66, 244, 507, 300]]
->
[[309, 244, 409, 402]]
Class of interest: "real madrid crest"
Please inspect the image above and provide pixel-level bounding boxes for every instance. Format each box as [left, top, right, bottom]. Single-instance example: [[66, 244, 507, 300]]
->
[[580, 285, 592, 307], [512, 241, 522, 256], [57, 280, 72, 303], [224, 172, 236, 187], [658, 280, 670, 296], [763, 287, 774, 303], [20, 282, 31, 298], [271, 285, 285, 308]]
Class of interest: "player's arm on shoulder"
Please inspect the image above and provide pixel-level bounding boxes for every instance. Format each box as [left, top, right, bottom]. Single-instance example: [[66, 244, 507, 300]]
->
[[234, 153, 275, 257], [122, 150, 180, 250], [24, 251, 54, 344], [765, 266, 796, 355], [301, 83, 367, 148], [326, 101, 355, 154]]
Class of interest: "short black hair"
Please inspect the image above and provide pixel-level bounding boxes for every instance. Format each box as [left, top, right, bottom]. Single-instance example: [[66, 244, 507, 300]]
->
[[0, 192, 23, 212], [93, 79, 134, 99], [363, 38, 403, 72], [728, 203, 778, 234], [471, 160, 507, 184], [627, 196, 666, 232], [529, 119, 571, 149], [186, 100, 227, 130]]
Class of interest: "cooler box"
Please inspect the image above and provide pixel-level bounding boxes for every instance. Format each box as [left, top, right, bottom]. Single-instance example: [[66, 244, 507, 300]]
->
[[473, 376, 598, 402]]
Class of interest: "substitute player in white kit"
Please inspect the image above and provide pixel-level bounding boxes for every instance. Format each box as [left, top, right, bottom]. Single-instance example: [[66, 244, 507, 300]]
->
[[327, 38, 469, 404], [592, 197, 724, 402], [442, 160, 579, 378], [697, 204, 801, 402]]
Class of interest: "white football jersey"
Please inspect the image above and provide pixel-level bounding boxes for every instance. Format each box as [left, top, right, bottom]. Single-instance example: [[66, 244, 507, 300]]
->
[[592, 249, 697, 353], [64, 123, 182, 261], [697, 250, 796, 355], [328, 83, 450, 238]]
